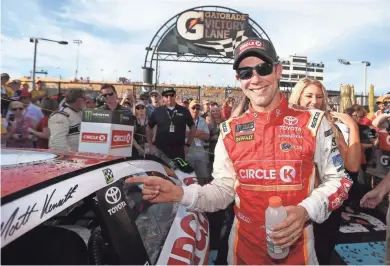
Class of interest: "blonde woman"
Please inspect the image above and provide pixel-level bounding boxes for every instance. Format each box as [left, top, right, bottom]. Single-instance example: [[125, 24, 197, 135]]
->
[[289, 77, 361, 265]]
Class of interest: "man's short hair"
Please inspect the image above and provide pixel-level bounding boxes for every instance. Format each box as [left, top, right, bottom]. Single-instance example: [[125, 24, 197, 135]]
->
[[66, 88, 85, 104], [100, 83, 117, 93]]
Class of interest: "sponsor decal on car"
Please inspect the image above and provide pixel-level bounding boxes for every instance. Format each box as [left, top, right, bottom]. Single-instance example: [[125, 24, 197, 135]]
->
[[102, 168, 114, 184], [235, 121, 255, 133], [235, 134, 254, 142], [105, 187, 126, 216]]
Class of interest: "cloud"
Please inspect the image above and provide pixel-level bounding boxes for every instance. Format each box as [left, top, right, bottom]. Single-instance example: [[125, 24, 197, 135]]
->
[[1, 0, 389, 95]]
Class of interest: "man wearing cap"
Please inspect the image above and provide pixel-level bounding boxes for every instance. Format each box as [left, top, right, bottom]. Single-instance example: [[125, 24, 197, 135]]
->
[[30, 80, 48, 104], [147, 87, 196, 160], [371, 96, 385, 120], [186, 100, 210, 184], [127, 38, 351, 264], [1, 73, 13, 117], [180, 97, 190, 109], [146, 89, 161, 119], [49, 88, 85, 151]]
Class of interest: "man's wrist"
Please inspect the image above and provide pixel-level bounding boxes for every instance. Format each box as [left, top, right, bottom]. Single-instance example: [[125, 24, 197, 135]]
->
[[172, 185, 184, 202], [298, 205, 310, 222]]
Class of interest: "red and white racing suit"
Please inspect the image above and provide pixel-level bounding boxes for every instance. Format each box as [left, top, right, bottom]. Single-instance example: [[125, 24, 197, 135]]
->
[[180, 94, 352, 265]]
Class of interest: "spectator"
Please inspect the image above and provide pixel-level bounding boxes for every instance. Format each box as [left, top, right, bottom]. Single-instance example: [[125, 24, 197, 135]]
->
[[146, 89, 161, 118], [48, 88, 85, 151], [185, 100, 210, 185], [28, 98, 58, 149], [353, 104, 373, 127], [4, 101, 36, 148], [147, 87, 196, 160], [1, 73, 13, 98], [140, 92, 150, 106], [100, 84, 131, 112], [132, 101, 148, 157], [289, 77, 361, 265], [21, 81, 29, 93], [84, 94, 96, 108], [7, 90, 44, 127], [181, 97, 190, 108], [7, 79, 22, 100], [201, 100, 211, 118], [30, 80, 48, 105], [221, 97, 234, 120], [371, 96, 385, 120], [206, 104, 224, 172]]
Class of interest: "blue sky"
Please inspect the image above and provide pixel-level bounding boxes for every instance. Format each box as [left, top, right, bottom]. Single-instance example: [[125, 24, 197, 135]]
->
[[1, 0, 389, 95]]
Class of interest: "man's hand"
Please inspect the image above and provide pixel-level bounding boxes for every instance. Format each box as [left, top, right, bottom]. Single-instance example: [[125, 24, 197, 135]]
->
[[270, 206, 309, 249], [125, 176, 183, 203], [148, 144, 156, 155], [360, 188, 386, 209]]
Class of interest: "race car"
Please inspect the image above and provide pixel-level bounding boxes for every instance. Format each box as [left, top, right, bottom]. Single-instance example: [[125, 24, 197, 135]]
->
[[1, 148, 209, 265]]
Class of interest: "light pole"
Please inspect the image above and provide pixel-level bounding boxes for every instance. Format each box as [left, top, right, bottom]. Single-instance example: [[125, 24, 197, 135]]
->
[[338, 59, 371, 105], [73, 40, 82, 80], [30, 37, 68, 90]]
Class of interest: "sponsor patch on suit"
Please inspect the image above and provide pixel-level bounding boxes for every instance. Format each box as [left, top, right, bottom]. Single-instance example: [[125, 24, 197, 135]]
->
[[235, 134, 254, 143]]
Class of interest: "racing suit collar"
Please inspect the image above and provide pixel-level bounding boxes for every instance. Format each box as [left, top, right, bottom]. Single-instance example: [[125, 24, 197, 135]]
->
[[63, 103, 80, 114], [248, 92, 287, 122]]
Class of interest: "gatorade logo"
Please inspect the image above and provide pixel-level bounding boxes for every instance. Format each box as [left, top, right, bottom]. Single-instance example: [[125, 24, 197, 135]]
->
[[111, 130, 133, 149], [81, 132, 108, 143], [236, 160, 303, 191]]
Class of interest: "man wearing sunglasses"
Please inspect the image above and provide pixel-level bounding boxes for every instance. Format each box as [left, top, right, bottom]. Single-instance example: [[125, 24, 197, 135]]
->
[[126, 38, 351, 265], [98, 84, 131, 112], [147, 87, 196, 160]]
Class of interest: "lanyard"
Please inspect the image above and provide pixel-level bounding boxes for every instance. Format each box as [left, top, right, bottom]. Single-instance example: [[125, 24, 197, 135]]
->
[[166, 108, 177, 124]]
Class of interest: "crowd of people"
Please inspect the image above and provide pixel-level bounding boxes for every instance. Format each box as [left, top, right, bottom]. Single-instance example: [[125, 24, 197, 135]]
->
[[1, 36, 390, 265]]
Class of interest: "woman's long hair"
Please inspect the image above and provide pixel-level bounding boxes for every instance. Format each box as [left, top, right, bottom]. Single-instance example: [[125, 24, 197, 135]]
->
[[208, 105, 224, 128], [289, 77, 340, 138], [289, 77, 329, 110]]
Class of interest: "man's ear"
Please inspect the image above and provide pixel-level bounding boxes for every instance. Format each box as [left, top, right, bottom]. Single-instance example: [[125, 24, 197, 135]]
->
[[235, 73, 240, 81], [275, 64, 283, 79]]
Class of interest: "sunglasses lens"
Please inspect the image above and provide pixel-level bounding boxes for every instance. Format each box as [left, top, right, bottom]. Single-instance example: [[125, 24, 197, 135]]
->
[[237, 68, 253, 80], [255, 63, 273, 76]]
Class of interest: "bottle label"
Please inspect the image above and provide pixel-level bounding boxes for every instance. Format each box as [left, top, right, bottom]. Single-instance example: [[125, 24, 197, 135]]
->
[[266, 228, 283, 254]]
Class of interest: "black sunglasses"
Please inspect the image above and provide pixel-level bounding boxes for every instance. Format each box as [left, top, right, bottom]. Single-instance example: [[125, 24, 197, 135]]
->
[[102, 92, 115, 98], [191, 106, 201, 111], [136, 105, 145, 110], [12, 107, 24, 111], [236, 63, 274, 80], [163, 93, 175, 98]]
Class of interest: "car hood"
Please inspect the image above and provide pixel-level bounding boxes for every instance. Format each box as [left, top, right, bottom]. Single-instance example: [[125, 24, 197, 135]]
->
[[1, 149, 124, 199]]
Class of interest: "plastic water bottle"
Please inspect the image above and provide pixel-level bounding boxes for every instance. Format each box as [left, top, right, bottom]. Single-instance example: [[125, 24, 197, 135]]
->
[[265, 196, 289, 260]]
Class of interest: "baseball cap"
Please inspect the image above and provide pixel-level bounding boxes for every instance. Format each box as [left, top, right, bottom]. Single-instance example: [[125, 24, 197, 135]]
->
[[189, 100, 200, 109], [66, 88, 85, 103], [182, 97, 189, 103], [161, 87, 176, 96], [135, 101, 145, 107], [233, 38, 278, 70], [1, 73, 10, 79], [8, 79, 21, 85], [376, 96, 384, 104], [149, 89, 161, 97]]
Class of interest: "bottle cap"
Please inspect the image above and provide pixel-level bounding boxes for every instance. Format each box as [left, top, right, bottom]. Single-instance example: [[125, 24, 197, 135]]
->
[[269, 196, 282, 207]]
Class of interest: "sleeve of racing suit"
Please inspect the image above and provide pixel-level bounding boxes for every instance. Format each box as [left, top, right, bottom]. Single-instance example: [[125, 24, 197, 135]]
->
[[298, 117, 352, 224], [48, 114, 71, 151], [180, 136, 236, 212]]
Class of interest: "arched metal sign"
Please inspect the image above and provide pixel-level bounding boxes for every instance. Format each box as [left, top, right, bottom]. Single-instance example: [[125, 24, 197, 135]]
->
[[143, 5, 274, 84]]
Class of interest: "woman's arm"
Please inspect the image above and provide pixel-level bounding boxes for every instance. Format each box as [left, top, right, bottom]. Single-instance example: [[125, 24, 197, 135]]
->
[[29, 127, 50, 139]]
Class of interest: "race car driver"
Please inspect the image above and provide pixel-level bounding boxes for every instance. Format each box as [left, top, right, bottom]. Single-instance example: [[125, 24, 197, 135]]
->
[[126, 38, 352, 265], [48, 88, 85, 151]]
